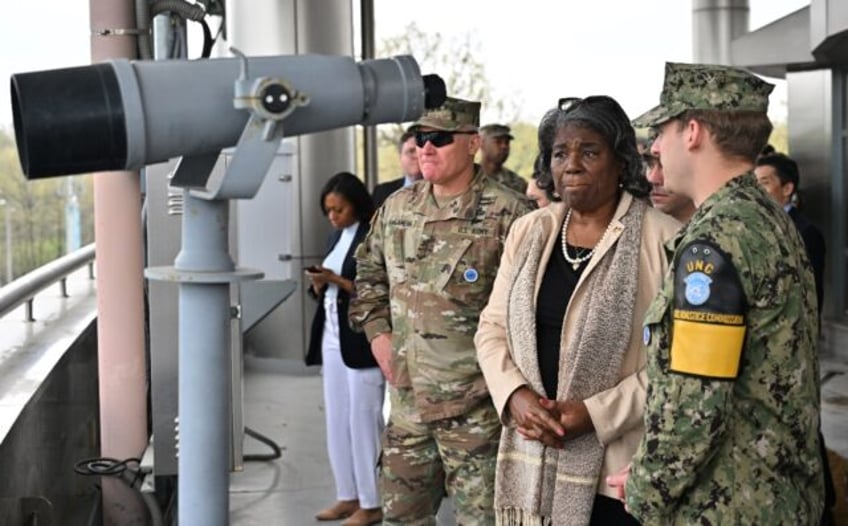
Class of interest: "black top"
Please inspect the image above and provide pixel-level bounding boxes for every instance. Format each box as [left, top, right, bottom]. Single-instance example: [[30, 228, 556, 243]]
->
[[372, 177, 405, 209], [536, 227, 588, 399], [788, 207, 825, 313]]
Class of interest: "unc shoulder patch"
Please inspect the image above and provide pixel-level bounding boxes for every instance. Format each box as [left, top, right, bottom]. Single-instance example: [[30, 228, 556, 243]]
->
[[670, 240, 747, 380]]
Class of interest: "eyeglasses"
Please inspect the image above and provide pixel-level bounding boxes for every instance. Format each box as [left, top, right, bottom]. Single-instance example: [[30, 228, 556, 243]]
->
[[557, 95, 615, 112], [414, 130, 477, 148]]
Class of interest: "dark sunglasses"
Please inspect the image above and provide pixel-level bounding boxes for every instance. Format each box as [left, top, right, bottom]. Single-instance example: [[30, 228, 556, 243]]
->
[[414, 130, 477, 148], [558, 97, 582, 111]]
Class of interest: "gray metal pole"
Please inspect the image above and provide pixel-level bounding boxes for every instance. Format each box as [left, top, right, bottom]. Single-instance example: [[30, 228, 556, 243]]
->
[[3, 203, 11, 283], [361, 0, 379, 190], [176, 193, 232, 526], [692, 0, 749, 64], [144, 190, 263, 525]]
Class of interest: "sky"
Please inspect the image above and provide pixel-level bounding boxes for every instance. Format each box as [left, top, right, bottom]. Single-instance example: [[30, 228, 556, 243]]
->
[[0, 0, 810, 130]]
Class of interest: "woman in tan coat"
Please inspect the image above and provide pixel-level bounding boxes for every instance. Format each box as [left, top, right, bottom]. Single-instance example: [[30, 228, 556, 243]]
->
[[475, 96, 680, 526]]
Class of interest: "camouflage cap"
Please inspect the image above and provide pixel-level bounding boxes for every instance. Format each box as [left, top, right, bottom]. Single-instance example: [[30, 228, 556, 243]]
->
[[634, 126, 654, 153], [410, 96, 481, 132], [633, 62, 775, 128], [479, 123, 514, 139]]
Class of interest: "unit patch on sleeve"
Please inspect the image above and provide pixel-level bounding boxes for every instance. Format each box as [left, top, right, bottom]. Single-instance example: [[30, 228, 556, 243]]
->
[[670, 240, 747, 380]]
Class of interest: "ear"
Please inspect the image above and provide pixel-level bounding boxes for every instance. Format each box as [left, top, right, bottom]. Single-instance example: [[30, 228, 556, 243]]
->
[[468, 133, 481, 156], [685, 118, 704, 151], [781, 182, 795, 201]]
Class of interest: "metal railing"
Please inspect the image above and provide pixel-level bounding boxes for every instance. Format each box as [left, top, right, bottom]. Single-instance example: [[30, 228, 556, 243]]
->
[[0, 243, 96, 321]]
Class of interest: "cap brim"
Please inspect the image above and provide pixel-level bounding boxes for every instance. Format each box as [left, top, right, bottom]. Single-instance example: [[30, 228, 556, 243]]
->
[[409, 118, 473, 132], [632, 104, 674, 128]]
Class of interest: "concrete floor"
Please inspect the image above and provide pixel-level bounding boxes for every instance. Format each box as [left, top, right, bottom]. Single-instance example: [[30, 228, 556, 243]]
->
[[229, 357, 455, 526], [229, 359, 335, 526], [229, 355, 848, 525], [821, 356, 848, 460]]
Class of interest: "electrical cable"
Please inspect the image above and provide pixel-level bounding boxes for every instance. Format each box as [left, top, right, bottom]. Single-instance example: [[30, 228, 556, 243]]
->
[[74, 457, 164, 526], [149, 0, 216, 59], [199, 17, 213, 58], [243, 426, 282, 462]]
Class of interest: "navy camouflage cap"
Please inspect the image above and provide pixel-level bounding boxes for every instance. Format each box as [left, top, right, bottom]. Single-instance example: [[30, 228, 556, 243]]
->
[[635, 127, 655, 152], [479, 123, 514, 139], [633, 62, 775, 128], [410, 96, 481, 132]]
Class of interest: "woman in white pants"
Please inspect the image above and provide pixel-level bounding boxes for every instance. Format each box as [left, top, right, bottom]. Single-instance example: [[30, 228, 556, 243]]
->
[[305, 172, 384, 526]]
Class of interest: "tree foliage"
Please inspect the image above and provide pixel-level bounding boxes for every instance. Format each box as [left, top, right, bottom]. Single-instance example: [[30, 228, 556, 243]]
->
[[768, 120, 788, 155], [0, 127, 94, 286], [367, 22, 522, 183]]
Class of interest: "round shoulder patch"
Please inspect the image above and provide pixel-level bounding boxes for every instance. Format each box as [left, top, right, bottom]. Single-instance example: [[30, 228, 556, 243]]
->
[[684, 272, 713, 305], [463, 268, 479, 283]]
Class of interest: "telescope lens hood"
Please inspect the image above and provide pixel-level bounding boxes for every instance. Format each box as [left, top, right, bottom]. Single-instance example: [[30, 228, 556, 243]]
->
[[422, 74, 446, 110], [11, 63, 127, 179]]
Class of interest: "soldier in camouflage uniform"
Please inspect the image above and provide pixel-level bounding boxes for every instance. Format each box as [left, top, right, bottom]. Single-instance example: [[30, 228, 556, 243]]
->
[[607, 62, 825, 524], [350, 98, 532, 525], [479, 123, 528, 194]]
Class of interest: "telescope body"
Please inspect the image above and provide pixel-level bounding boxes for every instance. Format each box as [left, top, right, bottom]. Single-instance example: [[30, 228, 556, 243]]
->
[[11, 54, 441, 178]]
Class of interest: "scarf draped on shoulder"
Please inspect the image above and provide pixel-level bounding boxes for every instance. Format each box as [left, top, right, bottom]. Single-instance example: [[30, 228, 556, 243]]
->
[[495, 197, 647, 526]]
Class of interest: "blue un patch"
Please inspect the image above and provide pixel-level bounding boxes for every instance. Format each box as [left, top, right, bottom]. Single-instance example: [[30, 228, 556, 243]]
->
[[463, 268, 479, 283], [684, 272, 713, 306]]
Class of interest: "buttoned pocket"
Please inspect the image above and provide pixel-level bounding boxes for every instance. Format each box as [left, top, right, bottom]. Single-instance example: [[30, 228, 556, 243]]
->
[[386, 227, 409, 285], [438, 236, 501, 308]]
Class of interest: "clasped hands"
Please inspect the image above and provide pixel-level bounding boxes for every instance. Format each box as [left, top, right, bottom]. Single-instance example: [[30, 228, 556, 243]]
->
[[506, 385, 594, 449]]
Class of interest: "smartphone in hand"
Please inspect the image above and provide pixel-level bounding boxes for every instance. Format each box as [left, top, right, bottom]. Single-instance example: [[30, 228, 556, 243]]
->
[[304, 265, 322, 274]]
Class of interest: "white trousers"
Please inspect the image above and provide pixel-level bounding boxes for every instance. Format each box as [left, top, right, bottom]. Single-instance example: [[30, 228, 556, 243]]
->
[[321, 300, 385, 509]]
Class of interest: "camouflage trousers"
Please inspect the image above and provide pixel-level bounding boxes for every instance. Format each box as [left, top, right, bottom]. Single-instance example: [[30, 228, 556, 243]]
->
[[381, 386, 500, 526]]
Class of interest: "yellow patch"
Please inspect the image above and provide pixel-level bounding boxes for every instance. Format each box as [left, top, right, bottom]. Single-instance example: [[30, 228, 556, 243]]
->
[[670, 319, 745, 379]]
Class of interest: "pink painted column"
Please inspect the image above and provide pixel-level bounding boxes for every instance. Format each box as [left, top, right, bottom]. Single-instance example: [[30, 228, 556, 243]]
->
[[89, 0, 149, 524]]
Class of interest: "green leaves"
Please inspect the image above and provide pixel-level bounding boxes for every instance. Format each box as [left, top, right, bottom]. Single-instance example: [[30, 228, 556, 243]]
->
[[0, 127, 93, 284]]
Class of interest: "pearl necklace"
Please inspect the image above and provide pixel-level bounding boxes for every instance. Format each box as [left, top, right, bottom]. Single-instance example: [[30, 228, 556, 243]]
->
[[561, 208, 615, 271]]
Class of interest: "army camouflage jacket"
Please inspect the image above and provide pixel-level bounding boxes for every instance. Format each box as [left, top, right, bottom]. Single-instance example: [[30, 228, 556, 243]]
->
[[487, 166, 528, 194], [626, 173, 824, 524], [350, 168, 532, 422]]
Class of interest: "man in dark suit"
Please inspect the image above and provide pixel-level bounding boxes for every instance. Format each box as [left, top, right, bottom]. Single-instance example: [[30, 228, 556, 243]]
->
[[755, 151, 835, 526], [372, 130, 422, 208], [755, 152, 825, 309]]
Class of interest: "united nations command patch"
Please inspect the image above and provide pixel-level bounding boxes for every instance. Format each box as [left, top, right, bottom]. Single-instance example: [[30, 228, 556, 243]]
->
[[684, 272, 712, 305], [670, 240, 747, 379]]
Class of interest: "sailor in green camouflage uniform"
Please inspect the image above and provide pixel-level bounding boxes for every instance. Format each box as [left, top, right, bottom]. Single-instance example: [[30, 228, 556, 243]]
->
[[350, 97, 532, 525], [609, 62, 824, 524]]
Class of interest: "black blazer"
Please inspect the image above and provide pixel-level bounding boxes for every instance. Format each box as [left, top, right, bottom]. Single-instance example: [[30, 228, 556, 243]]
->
[[305, 222, 377, 369], [789, 209, 838, 518], [372, 177, 405, 209], [789, 207, 825, 312]]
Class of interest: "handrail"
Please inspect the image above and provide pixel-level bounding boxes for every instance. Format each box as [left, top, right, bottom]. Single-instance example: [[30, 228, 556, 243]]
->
[[0, 243, 96, 320]]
